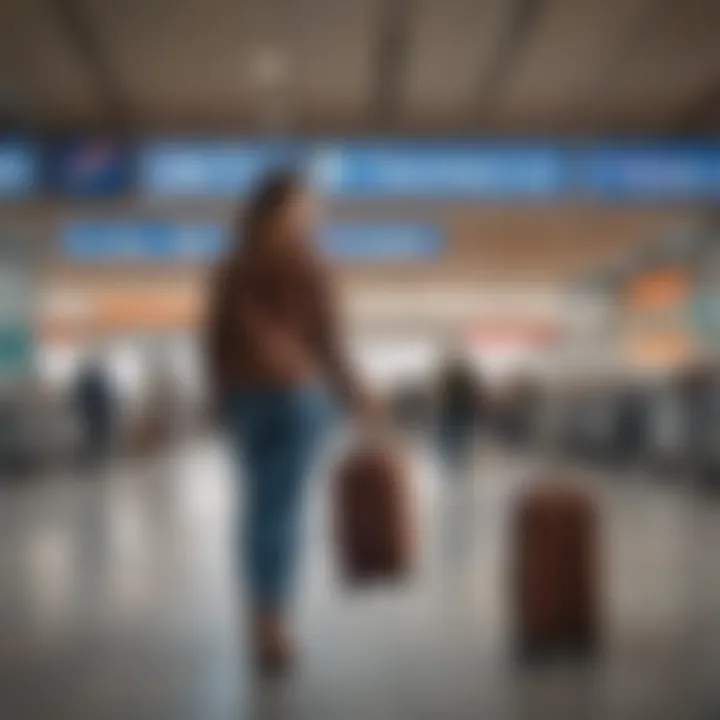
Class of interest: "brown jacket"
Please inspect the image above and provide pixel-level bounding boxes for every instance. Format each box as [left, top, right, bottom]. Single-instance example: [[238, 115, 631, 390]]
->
[[206, 242, 357, 407]]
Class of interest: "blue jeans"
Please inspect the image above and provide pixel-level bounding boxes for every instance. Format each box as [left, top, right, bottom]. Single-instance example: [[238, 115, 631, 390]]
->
[[225, 386, 330, 611]]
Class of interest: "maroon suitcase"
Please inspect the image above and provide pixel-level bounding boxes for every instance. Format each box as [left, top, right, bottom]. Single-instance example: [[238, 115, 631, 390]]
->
[[512, 480, 600, 660], [334, 442, 415, 583]]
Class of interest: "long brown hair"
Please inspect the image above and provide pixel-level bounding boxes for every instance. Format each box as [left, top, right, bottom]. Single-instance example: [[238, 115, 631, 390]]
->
[[234, 169, 303, 256], [207, 170, 303, 391]]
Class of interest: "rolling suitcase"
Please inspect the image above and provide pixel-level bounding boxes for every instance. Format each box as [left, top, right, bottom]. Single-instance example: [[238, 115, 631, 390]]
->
[[512, 480, 600, 661], [334, 441, 415, 583]]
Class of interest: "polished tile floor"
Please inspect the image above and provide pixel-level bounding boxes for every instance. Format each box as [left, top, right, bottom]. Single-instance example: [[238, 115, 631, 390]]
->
[[0, 438, 717, 719]]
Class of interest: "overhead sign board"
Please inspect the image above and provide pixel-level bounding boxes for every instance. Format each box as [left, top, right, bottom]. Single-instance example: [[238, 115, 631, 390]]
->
[[62, 221, 229, 262], [62, 220, 443, 264], [0, 141, 38, 199]]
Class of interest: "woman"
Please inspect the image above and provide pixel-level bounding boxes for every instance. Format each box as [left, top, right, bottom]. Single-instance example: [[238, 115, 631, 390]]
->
[[73, 351, 116, 468], [435, 354, 482, 479], [206, 171, 364, 675]]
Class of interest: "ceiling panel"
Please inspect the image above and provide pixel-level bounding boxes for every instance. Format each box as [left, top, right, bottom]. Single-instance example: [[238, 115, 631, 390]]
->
[[493, 0, 720, 132], [281, 0, 384, 128], [399, 0, 508, 126], [75, 0, 269, 128], [75, 0, 385, 131], [0, 0, 102, 127], [488, 0, 652, 132], [0, 0, 717, 134], [595, 0, 720, 132]]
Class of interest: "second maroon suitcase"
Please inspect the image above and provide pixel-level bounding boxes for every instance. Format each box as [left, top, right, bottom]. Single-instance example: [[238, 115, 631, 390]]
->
[[512, 480, 600, 661]]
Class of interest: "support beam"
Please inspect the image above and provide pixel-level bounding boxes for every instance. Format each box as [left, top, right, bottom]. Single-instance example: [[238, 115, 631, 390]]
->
[[476, 0, 543, 113], [572, 0, 675, 131], [372, 0, 413, 127], [43, 0, 131, 128]]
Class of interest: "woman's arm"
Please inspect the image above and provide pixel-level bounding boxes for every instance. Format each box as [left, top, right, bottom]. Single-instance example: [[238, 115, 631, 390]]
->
[[309, 261, 363, 412]]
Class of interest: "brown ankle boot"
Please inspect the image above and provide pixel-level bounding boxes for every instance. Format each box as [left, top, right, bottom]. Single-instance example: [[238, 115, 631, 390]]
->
[[251, 612, 294, 677]]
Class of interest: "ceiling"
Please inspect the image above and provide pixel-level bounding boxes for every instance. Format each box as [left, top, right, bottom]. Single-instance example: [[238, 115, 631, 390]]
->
[[1, 0, 719, 135]]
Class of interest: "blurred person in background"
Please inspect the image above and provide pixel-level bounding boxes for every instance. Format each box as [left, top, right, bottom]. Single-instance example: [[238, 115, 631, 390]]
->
[[435, 352, 482, 479], [614, 380, 649, 466], [206, 171, 369, 675], [72, 350, 117, 469]]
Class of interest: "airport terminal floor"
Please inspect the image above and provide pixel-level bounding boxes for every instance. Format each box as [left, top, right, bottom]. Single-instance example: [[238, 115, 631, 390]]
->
[[0, 437, 718, 720]]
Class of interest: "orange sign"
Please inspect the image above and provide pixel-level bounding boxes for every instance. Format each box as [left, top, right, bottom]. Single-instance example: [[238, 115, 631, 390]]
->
[[625, 331, 692, 368], [41, 286, 206, 343], [625, 268, 689, 311], [96, 288, 203, 329]]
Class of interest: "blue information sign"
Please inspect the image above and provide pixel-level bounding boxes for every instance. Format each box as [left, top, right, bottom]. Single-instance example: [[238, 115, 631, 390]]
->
[[319, 223, 443, 261], [126, 138, 720, 201], [3, 137, 720, 202], [46, 139, 134, 197], [140, 140, 299, 197], [62, 221, 229, 262], [139, 140, 567, 199], [308, 143, 568, 199], [583, 144, 720, 200], [0, 141, 38, 198], [62, 220, 442, 263]]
